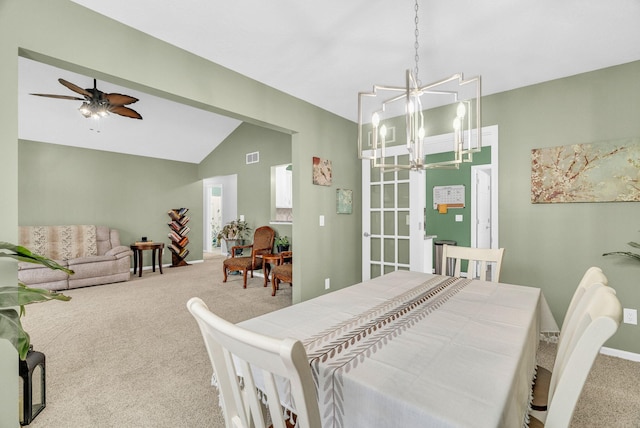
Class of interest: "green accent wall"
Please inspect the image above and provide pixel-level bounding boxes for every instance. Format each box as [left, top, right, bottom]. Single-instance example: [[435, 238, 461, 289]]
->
[[425, 147, 492, 249], [18, 140, 203, 266]]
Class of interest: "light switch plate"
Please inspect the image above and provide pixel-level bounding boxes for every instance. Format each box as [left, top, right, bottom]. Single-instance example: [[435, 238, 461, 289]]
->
[[455, 215, 463, 222], [319, 215, 325, 226]]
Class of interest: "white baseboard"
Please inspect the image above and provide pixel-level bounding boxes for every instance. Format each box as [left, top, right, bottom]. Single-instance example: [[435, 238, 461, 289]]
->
[[601, 346, 640, 362]]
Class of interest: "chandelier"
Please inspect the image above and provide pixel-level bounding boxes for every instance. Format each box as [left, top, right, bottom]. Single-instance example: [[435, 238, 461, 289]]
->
[[357, 0, 482, 171]]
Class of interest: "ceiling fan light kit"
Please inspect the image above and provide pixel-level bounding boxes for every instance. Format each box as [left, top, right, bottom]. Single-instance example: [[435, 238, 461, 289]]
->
[[357, 0, 481, 171], [31, 78, 142, 120]]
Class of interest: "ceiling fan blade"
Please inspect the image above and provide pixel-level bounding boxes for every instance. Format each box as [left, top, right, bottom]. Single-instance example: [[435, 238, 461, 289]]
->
[[105, 93, 139, 106], [109, 105, 142, 120], [30, 93, 85, 101], [58, 78, 92, 98]]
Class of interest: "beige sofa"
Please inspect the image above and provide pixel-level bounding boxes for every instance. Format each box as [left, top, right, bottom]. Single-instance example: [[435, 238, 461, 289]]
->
[[18, 225, 132, 291]]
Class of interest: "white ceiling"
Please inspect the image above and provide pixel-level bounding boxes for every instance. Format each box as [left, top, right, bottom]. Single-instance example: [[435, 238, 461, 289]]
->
[[19, 0, 640, 163]]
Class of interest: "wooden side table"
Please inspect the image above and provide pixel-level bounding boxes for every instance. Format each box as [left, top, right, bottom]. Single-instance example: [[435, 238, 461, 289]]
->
[[130, 242, 164, 277], [261, 253, 282, 288]]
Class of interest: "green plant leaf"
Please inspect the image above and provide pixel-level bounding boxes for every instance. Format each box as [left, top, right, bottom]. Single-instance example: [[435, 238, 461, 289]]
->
[[602, 251, 640, 262], [0, 242, 72, 359], [0, 308, 30, 359], [0, 241, 74, 274], [0, 284, 71, 309]]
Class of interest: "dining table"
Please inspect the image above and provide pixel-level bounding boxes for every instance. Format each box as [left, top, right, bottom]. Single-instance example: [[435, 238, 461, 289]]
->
[[238, 270, 558, 428]]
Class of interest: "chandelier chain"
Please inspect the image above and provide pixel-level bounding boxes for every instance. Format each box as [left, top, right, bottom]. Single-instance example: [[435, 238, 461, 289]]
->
[[413, 0, 421, 86]]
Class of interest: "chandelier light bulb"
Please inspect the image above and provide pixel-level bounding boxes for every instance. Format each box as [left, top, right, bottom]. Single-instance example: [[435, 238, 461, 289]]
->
[[380, 124, 387, 139], [372, 112, 380, 127], [418, 127, 425, 139], [452, 117, 461, 131], [457, 102, 466, 119]]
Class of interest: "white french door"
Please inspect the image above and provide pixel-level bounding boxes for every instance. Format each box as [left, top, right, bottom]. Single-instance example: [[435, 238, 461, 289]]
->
[[362, 147, 425, 280]]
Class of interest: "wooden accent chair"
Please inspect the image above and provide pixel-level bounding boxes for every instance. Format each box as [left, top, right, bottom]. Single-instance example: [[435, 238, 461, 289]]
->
[[222, 226, 275, 288], [271, 251, 292, 296], [187, 297, 321, 428], [441, 244, 505, 282]]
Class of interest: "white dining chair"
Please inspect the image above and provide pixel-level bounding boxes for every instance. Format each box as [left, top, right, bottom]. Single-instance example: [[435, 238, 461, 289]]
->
[[531, 267, 609, 411], [529, 285, 622, 428], [441, 245, 505, 282], [187, 297, 321, 428]]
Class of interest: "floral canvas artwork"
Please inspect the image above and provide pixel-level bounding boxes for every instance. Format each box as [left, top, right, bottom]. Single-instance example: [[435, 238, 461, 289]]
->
[[312, 156, 332, 186], [531, 139, 640, 203]]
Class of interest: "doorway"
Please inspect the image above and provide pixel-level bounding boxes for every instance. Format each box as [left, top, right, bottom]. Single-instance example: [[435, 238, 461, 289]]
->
[[203, 175, 238, 253], [471, 165, 492, 248]]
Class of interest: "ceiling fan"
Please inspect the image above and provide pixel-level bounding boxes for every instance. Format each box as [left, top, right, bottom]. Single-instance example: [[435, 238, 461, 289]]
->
[[31, 78, 142, 120]]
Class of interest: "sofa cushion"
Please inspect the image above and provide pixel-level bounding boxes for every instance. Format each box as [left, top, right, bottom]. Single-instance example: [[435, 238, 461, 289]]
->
[[17, 262, 70, 291], [67, 254, 117, 266], [19, 225, 97, 260]]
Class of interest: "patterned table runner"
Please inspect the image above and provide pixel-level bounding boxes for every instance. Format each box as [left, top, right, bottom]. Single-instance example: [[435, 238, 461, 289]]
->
[[303, 275, 472, 427]]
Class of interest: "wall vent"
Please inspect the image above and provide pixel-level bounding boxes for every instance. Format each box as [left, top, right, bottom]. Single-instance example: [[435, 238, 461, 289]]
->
[[246, 151, 259, 164]]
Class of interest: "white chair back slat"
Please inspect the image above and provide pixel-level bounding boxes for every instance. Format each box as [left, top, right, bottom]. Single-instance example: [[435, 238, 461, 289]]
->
[[532, 285, 622, 428], [562, 267, 608, 331], [441, 245, 505, 282], [187, 297, 321, 428]]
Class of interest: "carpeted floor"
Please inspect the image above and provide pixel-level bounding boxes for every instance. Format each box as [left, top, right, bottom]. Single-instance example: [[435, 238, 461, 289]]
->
[[22, 253, 292, 427], [20, 255, 640, 427]]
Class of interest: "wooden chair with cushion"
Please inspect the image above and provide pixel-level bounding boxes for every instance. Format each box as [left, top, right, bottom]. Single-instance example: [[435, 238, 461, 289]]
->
[[187, 297, 321, 428], [531, 267, 609, 412], [441, 244, 505, 282], [271, 251, 292, 296], [223, 226, 275, 289], [528, 284, 622, 427]]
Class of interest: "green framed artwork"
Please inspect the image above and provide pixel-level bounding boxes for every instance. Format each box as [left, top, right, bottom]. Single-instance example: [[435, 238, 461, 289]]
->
[[336, 188, 353, 214], [531, 138, 640, 203]]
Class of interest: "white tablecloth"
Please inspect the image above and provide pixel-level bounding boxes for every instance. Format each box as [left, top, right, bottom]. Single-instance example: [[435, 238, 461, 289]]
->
[[239, 270, 547, 428]]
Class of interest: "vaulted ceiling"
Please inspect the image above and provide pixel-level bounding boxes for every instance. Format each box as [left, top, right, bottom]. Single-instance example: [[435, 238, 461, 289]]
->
[[18, 0, 640, 163]]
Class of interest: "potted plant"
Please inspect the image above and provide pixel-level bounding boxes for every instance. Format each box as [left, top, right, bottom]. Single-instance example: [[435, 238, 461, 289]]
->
[[217, 219, 251, 256], [275, 235, 290, 252], [0, 242, 72, 359], [603, 234, 640, 263]]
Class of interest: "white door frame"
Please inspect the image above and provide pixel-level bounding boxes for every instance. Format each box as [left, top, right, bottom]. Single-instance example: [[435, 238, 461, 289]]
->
[[470, 126, 499, 248], [203, 174, 238, 253]]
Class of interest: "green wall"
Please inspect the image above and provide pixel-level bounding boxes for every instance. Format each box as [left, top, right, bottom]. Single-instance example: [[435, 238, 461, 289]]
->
[[484, 63, 640, 353], [0, 0, 361, 309], [18, 140, 203, 266], [2, 0, 639, 357], [425, 147, 492, 248], [199, 123, 292, 241]]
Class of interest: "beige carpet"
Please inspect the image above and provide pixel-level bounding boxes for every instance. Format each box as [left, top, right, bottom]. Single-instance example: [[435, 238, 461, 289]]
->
[[22, 253, 292, 427], [20, 256, 640, 427]]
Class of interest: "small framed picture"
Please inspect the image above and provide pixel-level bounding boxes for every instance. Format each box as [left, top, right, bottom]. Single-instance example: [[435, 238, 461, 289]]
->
[[312, 157, 332, 186], [336, 189, 353, 214]]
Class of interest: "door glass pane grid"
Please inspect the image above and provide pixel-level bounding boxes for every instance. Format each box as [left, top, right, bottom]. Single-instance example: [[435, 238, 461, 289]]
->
[[366, 153, 414, 279]]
